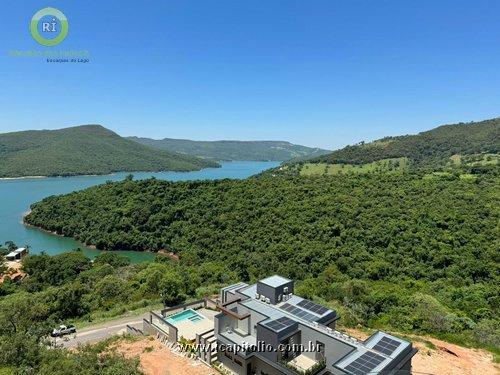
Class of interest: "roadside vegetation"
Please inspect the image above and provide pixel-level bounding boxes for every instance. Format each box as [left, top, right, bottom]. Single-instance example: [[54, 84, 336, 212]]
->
[[0, 333, 143, 375]]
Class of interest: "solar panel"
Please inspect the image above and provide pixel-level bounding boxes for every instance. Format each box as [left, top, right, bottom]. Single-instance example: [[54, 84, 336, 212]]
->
[[263, 316, 296, 332], [297, 299, 329, 315], [372, 337, 401, 356], [276, 316, 295, 326], [344, 352, 385, 375], [280, 303, 318, 322]]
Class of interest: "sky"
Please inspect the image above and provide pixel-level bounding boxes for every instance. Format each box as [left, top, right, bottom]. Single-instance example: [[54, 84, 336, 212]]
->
[[1, 1, 499, 149]]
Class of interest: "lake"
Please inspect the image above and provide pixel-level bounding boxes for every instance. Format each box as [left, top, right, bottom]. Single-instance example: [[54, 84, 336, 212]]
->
[[0, 161, 279, 262]]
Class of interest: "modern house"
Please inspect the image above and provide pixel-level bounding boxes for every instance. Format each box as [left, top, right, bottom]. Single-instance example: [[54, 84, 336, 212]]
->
[[143, 275, 417, 375], [213, 275, 417, 375]]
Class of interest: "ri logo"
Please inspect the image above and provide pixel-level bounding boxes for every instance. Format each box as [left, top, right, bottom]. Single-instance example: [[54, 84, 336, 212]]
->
[[30, 7, 69, 46]]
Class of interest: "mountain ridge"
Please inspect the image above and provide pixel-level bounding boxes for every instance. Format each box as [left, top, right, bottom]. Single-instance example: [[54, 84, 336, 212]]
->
[[0, 125, 217, 178], [127, 136, 330, 161]]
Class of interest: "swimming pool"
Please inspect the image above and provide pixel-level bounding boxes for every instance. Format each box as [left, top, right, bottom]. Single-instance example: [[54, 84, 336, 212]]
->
[[166, 309, 204, 324]]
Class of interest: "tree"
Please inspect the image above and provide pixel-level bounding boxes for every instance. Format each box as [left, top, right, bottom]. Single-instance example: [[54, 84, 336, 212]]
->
[[0, 254, 7, 275], [0, 292, 51, 335], [4, 241, 17, 252], [93, 252, 130, 268], [160, 273, 185, 306]]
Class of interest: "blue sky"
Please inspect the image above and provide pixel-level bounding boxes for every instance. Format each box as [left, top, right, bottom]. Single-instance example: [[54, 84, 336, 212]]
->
[[1, 1, 499, 149]]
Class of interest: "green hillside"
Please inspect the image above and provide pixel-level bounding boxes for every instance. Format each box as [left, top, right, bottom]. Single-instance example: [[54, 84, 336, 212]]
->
[[127, 136, 330, 161], [0, 125, 218, 178], [24, 167, 500, 350], [296, 118, 499, 173]]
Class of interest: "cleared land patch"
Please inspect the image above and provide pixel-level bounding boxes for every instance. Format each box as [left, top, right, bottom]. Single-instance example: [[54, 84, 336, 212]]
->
[[300, 157, 408, 176]]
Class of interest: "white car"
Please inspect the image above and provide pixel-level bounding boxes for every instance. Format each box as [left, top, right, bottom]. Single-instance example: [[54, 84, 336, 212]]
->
[[51, 324, 76, 337]]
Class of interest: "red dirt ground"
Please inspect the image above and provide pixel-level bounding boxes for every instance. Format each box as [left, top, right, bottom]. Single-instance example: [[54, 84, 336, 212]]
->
[[115, 337, 218, 375]]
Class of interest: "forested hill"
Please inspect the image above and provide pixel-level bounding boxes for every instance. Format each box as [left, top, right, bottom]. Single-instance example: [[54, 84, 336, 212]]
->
[[24, 167, 499, 350], [294, 118, 499, 172], [0, 125, 218, 177], [127, 136, 330, 161]]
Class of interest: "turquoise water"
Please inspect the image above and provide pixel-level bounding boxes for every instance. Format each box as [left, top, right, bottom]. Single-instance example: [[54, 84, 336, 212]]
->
[[166, 309, 204, 324], [0, 161, 279, 262]]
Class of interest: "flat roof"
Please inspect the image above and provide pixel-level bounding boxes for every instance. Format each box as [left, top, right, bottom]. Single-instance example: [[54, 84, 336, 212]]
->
[[222, 282, 248, 294], [262, 316, 297, 333], [238, 284, 257, 298], [259, 275, 291, 288], [363, 331, 410, 359], [6, 248, 26, 257], [279, 294, 336, 320], [334, 332, 412, 374]]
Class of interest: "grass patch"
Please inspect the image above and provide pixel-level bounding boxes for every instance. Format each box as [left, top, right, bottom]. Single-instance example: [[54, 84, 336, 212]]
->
[[459, 173, 477, 181], [300, 158, 408, 176], [0, 367, 15, 375], [450, 153, 499, 167], [70, 300, 163, 329], [423, 171, 453, 180]]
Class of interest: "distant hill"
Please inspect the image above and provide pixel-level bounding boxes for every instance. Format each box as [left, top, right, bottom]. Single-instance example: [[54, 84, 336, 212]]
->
[[279, 118, 500, 176], [312, 118, 499, 166], [0, 125, 218, 178], [127, 137, 330, 161]]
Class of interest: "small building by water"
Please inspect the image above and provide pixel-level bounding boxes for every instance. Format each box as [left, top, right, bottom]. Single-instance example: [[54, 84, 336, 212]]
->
[[5, 247, 28, 261]]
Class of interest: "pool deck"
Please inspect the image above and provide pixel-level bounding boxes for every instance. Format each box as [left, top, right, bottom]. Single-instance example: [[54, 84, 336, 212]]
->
[[169, 308, 216, 341]]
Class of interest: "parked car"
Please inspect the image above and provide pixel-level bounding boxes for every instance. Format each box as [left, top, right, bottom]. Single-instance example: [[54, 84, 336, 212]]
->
[[51, 324, 76, 337]]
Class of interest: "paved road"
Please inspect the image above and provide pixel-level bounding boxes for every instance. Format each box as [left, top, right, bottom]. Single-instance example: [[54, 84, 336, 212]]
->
[[53, 312, 151, 348]]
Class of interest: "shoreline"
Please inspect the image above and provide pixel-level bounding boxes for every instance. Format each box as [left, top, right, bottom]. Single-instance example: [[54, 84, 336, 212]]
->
[[0, 175, 47, 180], [22, 220, 163, 254], [0, 165, 224, 181], [0, 173, 105, 181]]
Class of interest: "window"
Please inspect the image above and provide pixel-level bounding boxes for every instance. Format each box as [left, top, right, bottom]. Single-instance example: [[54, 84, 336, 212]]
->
[[224, 352, 232, 360], [284, 287, 289, 293], [316, 341, 325, 362], [234, 358, 243, 366], [278, 294, 282, 302]]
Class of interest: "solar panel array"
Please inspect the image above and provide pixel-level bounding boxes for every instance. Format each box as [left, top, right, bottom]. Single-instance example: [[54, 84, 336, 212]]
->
[[344, 352, 385, 375], [263, 316, 296, 332], [372, 336, 401, 356], [280, 303, 318, 322], [297, 299, 329, 315]]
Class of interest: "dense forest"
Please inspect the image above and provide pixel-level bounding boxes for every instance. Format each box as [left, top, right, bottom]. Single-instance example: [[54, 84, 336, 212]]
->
[[0, 125, 217, 178], [128, 137, 329, 161], [0, 246, 231, 374], [24, 167, 500, 353], [302, 118, 499, 167]]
